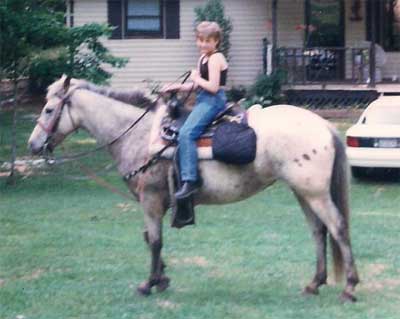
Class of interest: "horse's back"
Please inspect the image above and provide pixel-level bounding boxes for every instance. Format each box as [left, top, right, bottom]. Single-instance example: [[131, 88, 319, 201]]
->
[[248, 104, 338, 194], [196, 104, 339, 204]]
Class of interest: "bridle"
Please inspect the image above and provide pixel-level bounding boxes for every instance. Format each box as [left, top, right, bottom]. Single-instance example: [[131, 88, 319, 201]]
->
[[38, 87, 155, 162], [37, 91, 78, 154], [37, 97, 68, 136], [38, 71, 192, 164]]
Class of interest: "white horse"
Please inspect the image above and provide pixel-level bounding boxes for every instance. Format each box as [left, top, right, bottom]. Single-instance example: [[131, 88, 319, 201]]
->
[[28, 76, 359, 302]]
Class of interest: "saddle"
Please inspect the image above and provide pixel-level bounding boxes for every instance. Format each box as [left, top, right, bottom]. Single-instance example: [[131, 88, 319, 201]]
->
[[160, 102, 248, 147], [150, 95, 257, 229]]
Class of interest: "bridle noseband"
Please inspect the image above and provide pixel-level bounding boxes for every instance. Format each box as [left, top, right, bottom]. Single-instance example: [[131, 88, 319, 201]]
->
[[37, 92, 77, 152]]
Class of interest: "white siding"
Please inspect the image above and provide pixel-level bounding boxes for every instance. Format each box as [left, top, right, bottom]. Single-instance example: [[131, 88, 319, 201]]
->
[[343, 0, 400, 81], [74, 0, 107, 25], [74, 0, 268, 88], [265, 0, 304, 47], [344, 0, 366, 79], [345, 0, 365, 46]]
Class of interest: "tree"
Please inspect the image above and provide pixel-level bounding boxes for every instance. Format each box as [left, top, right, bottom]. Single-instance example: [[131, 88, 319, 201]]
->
[[0, 0, 66, 80], [194, 0, 233, 60], [29, 23, 128, 93], [0, 0, 66, 184], [0, 0, 128, 183]]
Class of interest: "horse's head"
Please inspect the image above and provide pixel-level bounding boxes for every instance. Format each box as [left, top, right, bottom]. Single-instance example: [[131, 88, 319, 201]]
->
[[28, 75, 80, 155]]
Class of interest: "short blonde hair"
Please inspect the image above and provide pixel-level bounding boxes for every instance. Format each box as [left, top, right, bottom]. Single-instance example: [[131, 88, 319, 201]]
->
[[195, 21, 222, 45]]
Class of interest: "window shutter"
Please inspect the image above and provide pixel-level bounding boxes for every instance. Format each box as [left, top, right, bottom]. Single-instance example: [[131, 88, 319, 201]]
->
[[108, 0, 122, 39], [165, 0, 180, 39]]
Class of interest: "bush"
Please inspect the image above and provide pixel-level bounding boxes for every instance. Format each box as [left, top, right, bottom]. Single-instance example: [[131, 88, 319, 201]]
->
[[28, 23, 128, 94], [226, 85, 246, 103], [242, 71, 286, 108], [28, 52, 68, 93]]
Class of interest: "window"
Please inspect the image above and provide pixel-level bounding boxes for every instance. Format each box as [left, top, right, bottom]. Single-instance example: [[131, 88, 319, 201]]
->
[[126, 0, 162, 36], [107, 0, 180, 39], [367, 0, 400, 51]]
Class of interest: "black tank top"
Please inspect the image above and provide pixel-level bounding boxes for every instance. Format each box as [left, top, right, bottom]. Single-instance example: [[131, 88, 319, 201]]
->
[[199, 53, 228, 86]]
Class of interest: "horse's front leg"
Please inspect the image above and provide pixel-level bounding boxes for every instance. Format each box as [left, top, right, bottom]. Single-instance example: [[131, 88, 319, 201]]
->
[[142, 230, 169, 292], [137, 193, 169, 296]]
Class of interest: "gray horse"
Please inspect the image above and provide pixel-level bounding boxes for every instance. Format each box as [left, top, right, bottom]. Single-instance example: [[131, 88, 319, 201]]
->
[[28, 76, 359, 302]]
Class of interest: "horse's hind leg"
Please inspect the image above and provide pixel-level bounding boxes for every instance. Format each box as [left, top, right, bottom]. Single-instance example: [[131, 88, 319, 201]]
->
[[306, 195, 359, 302], [294, 193, 327, 295], [137, 194, 170, 296]]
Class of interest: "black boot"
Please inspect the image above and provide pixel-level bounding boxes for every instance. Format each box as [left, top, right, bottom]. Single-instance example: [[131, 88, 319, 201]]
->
[[175, 181, 200, 200]]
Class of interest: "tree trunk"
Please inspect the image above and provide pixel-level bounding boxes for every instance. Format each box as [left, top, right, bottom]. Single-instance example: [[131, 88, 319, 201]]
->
[[6, 77, 18, 185]]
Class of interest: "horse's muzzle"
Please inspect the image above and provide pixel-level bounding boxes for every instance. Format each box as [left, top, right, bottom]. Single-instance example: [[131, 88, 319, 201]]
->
[[28, 141, 53, 155], [28, 141, 43, 155]]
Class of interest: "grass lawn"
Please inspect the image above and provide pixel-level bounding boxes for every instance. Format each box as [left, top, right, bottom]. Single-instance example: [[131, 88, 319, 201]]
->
[[1, 104, 400, 319]]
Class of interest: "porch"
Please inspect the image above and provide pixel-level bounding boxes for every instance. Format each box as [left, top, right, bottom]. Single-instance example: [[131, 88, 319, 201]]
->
[[274, 46, 373, 85], [263, 0, 400, 107], [266, 0, 399, 88]]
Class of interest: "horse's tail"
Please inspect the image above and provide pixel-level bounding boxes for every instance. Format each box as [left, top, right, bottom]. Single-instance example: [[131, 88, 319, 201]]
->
[[329, 129, 350, 282]]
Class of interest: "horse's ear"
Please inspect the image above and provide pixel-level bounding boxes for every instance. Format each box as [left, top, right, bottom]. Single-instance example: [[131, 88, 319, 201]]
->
[[63, 76, 72, 94]]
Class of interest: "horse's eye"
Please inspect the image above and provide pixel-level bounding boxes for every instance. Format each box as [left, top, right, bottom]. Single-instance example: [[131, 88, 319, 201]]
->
[[45, 108, 53, 114]]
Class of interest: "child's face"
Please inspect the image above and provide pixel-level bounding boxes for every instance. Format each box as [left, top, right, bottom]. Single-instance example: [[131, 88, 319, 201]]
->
[[196, 35, 219, 55]]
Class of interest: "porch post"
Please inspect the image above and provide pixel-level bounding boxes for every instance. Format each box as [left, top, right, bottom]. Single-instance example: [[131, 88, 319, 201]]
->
[[369, 2, 376, 87], [271, 0, 278, 72]]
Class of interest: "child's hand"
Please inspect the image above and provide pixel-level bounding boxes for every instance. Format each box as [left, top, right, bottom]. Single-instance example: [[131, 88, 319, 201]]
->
[[190, 69, 200, 83]]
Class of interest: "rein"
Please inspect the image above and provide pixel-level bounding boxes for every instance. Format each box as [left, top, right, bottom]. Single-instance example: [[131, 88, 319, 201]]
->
[[43, 96, 157, 164], [41, 71, 192, 192], [44, 71, 191, 165]]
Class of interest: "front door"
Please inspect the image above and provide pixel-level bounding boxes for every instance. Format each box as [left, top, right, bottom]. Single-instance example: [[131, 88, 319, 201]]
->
[[305, 0, 345, 81]]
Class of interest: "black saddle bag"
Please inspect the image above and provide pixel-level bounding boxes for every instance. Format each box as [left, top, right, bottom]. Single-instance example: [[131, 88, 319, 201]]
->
[[212, 122, 257, 165]]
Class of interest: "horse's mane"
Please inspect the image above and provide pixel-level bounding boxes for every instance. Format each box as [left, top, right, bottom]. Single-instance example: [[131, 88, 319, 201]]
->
[[47, 77, 154, 108]]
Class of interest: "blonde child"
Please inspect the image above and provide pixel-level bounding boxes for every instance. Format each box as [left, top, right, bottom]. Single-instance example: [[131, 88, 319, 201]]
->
[[162, 21, 228, 199]]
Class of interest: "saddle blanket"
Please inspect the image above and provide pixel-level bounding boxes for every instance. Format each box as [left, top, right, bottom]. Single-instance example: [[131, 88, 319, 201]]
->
[[148, 104, 260, 161]]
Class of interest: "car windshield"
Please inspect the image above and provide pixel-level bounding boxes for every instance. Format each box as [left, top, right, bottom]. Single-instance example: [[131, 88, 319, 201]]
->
[[363, 106, 400, 125]]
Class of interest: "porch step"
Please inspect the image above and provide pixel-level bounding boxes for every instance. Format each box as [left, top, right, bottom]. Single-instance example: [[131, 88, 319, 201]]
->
[[285, 89, 379, 109]]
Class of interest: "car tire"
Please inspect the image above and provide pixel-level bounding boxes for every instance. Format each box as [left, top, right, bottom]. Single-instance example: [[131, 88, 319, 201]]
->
[[351, 166, 366, 179]]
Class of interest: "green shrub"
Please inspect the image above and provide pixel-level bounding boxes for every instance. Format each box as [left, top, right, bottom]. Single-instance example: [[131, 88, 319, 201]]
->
[[226, 85, 246, 103], [28, 52, 68, 93], [242, 71, 286, 108], [28, 23, 128, 94]]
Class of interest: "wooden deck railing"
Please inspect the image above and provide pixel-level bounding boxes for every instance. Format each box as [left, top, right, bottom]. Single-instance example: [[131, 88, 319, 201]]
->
[[271, 46, 370, 85]]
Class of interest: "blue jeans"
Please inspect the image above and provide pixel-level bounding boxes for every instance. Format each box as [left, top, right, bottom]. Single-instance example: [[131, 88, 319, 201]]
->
[[178, 89, 227, 182]]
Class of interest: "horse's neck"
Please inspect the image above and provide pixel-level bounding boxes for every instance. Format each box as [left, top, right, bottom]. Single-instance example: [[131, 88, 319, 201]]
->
[[73, 91, 153, 173]]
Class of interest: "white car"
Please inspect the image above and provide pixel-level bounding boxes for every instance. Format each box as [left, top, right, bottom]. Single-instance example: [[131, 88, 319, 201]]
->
[[345, 95, 400, 177]]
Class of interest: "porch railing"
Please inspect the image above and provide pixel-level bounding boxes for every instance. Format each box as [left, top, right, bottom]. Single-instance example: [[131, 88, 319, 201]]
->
[[269, 46, 370, 85]]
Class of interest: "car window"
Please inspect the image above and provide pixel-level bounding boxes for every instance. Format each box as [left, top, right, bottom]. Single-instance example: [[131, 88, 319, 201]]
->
[[363, 107, 400, 125]]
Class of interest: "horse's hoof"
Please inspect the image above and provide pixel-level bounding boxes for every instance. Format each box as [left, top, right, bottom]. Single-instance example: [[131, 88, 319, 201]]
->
[[339, 291, 357, 303], [156, 276, 170, 293], [137, 282, 152, 296], [302, 286, 319, 296]]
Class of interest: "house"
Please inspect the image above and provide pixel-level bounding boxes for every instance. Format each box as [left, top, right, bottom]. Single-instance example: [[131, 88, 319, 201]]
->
[[68, 0, 268, 89], [68, 0, 400, 96]]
